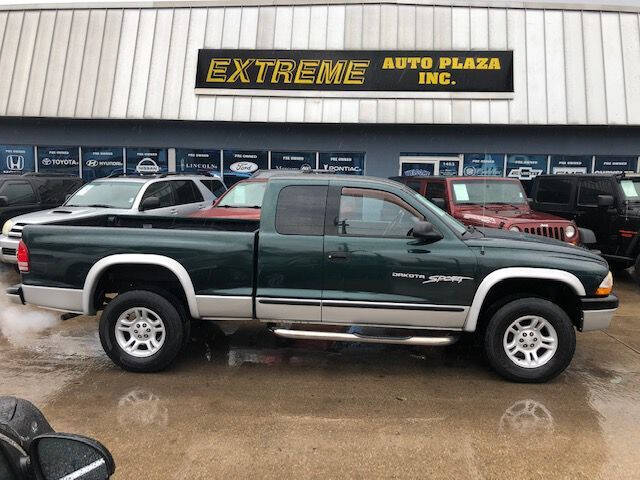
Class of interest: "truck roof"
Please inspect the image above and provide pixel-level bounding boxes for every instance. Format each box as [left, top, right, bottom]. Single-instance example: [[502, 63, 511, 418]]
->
[[271, 174, 406, 190], [536, 173, 640, 180]]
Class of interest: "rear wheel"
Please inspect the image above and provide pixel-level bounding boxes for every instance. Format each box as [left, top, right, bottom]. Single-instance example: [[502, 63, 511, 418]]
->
[[484, 298, 575, 383], [99, 290, 185, 372]]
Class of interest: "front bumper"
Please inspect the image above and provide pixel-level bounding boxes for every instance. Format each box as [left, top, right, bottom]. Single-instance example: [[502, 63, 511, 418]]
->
[[5, 285, 24, 305], [0, 234, 18, 264], [578, 294, 618, 332]]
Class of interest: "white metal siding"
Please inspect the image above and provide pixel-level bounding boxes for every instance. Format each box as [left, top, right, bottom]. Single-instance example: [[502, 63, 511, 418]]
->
[[0, 3, 639, 125]]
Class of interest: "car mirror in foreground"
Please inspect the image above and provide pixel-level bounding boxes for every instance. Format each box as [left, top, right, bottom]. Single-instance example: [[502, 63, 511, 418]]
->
[[597, 194, 614, 208], [140, 196, 160, 211], [30, 433, 115, 480], [411, 221, 443, 244], [431, 197, 446, 209], [0, 196, 8, 207]]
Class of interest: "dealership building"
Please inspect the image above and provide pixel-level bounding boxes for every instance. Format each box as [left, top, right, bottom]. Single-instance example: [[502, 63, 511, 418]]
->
[[0, 0, 639, 187]]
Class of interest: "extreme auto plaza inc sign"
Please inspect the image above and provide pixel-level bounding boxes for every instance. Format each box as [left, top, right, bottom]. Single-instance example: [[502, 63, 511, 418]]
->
[[195, 50, 513, 98]]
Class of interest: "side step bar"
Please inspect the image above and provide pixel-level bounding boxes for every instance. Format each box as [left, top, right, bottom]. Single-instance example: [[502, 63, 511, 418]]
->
[[272, 328, 459, 346]]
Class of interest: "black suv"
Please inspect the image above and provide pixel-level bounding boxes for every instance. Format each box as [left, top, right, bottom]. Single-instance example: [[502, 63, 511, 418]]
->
[[530, 174, 640, 273], [0, 173, 83, 226]]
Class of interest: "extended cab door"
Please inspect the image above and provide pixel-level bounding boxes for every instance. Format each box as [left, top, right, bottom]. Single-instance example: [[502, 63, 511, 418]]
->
[[574, 177, 616, 250], [255, 181, 328, 322], [322, 181, 477, 328]]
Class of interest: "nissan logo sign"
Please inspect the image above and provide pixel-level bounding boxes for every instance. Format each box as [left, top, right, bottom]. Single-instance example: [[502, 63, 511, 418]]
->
[[136, 158, 160, 173], [229, 161, 258, 173]]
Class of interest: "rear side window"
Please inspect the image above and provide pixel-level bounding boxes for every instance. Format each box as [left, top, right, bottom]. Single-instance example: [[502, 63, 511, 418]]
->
[[535, 178, 573, 204], [200, 179, 226, 198], [405, 180, 421, 193], [142, 181, 174, 208], [0, 181, 36, 205], [577, 178, 614, 206], [276, 185, 327, 236], [173, 180, 203, 205], [425, 182, 445, 201]]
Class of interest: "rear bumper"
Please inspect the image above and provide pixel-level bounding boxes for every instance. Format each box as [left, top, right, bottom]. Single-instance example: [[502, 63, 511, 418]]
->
[[0, 235, 18, 264], [5, 285, 24, 305], [578, 294, 618, 332]]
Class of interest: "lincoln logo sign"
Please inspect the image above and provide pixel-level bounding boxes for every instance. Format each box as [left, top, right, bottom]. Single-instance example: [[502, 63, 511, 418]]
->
[[195, 49, 513, 98]]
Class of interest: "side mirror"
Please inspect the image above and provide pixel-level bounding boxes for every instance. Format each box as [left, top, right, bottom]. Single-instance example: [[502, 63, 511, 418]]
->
[[431, 197, 446, 210], [140, 196, 160, 211], [597, 194, 614, 208], [578, 227, 597, 246], [411, 221, 443, 244], [30, 433, 115, 480], [0, 196, 8, 207]]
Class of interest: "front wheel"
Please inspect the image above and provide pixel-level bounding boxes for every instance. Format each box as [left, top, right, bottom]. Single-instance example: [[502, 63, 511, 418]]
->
[[99, 290, 185, 372], [484, 298, 576, 383]]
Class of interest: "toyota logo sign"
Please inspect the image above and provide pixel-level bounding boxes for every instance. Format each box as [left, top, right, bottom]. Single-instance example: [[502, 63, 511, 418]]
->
[[41, 158, 52, 166]]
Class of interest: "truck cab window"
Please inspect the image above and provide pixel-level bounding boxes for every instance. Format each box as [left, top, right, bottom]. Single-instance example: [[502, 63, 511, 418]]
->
[[275, 185, 327, 235], [338, 187, 423, 237], [142, 181, 173, 208], [535, 178, 573, 204], [425, 182, 445, 201], [577, 179, 613, 206]]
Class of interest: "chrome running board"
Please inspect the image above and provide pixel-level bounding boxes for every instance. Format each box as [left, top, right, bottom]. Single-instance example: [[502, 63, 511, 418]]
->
[[272, 328, 459, 346]]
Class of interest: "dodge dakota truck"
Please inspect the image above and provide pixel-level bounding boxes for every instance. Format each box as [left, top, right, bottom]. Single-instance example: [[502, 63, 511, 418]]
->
[[6, 174, 617, 382]]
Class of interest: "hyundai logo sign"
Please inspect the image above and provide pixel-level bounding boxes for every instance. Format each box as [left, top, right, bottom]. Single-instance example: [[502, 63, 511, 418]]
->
[[6, 155, 24, 171], [86, 160, 99, 167]]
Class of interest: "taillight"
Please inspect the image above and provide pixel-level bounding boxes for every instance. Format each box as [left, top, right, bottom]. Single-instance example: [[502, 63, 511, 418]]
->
[[17, 240, 29, 273]]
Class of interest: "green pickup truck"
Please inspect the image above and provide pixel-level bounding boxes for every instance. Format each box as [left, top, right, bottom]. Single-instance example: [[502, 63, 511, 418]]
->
[[6, 174, 617, 382]]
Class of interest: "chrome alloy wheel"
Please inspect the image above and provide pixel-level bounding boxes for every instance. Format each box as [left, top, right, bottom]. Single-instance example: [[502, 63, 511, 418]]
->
[[503, 315, 558, 369], [115, 307, 166, 358]]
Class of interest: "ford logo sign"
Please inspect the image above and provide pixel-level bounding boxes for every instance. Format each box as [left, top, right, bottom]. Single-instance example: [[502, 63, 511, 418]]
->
[[229, 161, 258, 173], [86, 160, 99, 167]]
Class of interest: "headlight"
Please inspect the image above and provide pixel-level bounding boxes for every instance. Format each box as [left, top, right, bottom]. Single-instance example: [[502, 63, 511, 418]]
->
[[565, 225, 576, 238], [596, 271, 613, 296], [2, 220, 13, 236], [509, 226, 520, 232]]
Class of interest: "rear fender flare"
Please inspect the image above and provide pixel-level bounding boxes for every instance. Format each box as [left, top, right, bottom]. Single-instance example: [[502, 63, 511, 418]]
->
[[463, 267, 585, 332], [82, 254, 200, 318]]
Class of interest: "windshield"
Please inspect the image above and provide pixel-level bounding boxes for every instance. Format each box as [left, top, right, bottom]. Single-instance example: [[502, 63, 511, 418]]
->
[[217, 182, 267, 208], [620, 179, 640, 201], [413, 192, 467, 236], [451, 180, 527, 205], [65, 181, 143, 209]]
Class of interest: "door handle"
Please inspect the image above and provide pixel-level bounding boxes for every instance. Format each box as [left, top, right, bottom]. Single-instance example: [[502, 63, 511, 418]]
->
[[170, 209, 178, 215], [327, 251, 349, 260]]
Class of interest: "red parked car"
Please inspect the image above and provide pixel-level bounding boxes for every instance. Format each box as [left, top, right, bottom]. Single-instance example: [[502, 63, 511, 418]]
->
[[190, 178, 266, 220], [392, 176, 582, 245]]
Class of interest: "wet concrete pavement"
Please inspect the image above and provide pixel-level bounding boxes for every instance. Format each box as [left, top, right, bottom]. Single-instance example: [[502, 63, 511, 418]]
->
[[1, 269, 640, 479]]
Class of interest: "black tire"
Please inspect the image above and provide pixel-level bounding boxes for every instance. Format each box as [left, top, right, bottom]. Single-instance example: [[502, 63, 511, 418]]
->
[[99, 290, 185, 372], [483, 298, 576, 383]]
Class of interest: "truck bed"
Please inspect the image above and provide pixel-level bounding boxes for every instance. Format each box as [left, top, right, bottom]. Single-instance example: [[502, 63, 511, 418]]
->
[[21, 214, 258, 298]]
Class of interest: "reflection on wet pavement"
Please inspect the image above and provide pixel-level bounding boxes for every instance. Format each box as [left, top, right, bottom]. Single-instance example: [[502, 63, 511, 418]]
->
[[1, 266, 640, 478]]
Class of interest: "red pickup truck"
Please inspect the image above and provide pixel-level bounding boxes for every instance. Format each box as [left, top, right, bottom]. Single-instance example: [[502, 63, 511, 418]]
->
[[392, 176, 582, 245]]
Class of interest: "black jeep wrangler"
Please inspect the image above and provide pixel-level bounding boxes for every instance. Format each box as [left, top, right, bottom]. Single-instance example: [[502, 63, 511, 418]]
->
[[531, 173, 640, 276]]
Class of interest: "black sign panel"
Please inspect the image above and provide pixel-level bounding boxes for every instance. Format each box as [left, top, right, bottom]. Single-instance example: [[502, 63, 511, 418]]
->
[[0, 145, 35, 174], [270, 151, 317, 170], [196, 50, 513, 93], [319, 152, 365, 175], [594, 156, 638, 174], [176, 148, 221, 175], [223, 150, 268, 186], [37, 146, 80, 175], [81, 147, 124, 180], [125, 148, 168, 175]]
